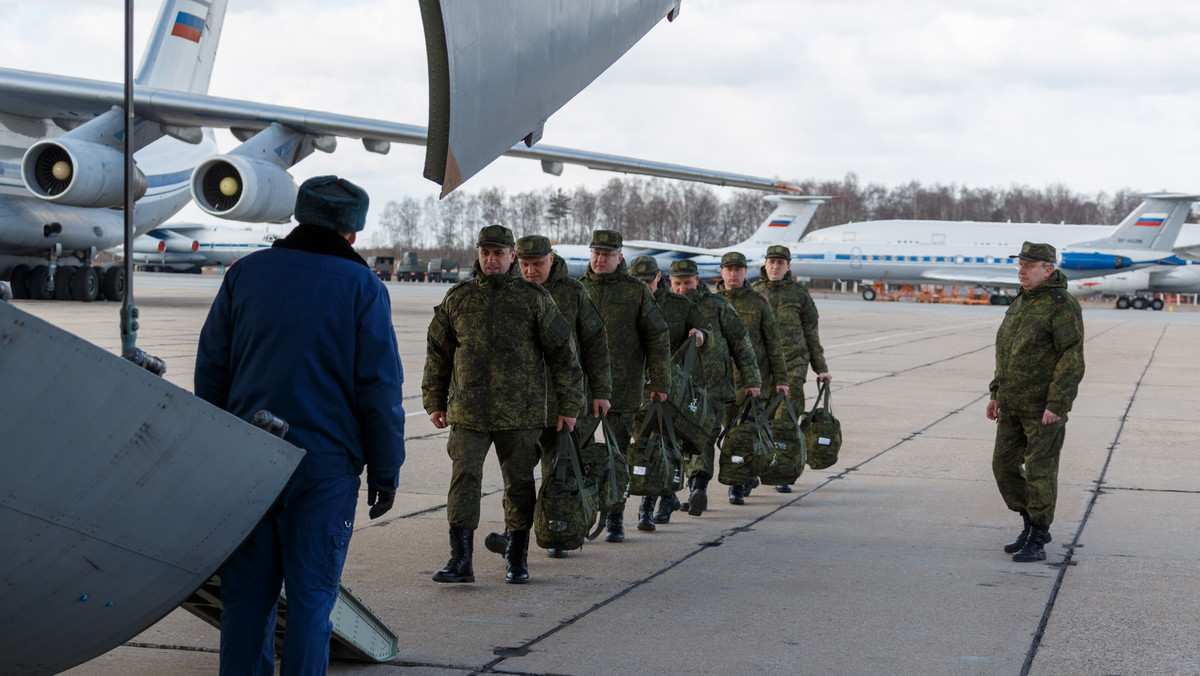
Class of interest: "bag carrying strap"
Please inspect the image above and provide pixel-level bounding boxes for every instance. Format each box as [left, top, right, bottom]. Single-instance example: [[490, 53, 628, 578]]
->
[[638, 399, 680, 452], [805, 380, 833, 423], [766, 390, 799, 425], [671, 339, 709, 390], [556, 428, 605, 541], [717, 395, 763, 449]]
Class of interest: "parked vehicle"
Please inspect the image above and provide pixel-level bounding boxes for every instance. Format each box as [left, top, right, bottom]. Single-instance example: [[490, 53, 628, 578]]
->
[[427, 258, 461, 283], [368, 255, 394, 281]]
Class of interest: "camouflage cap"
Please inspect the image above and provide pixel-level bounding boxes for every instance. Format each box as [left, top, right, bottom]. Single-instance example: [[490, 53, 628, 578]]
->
[[765, 245, 791, 260], [669, 259, 699, 276], [589, 229, 623, 250], [1011, 241, 1056, 263], [629, 255, 660, 280], [516, 235, 552, 258], [720, 251, 748, 268], [477, 224, 515, 248]]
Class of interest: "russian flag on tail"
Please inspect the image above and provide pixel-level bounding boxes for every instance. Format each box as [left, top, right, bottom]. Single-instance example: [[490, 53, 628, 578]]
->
[[1134, 213, 1166, 227], [171, 11, 204, 43], [768, 218, 793, 228]]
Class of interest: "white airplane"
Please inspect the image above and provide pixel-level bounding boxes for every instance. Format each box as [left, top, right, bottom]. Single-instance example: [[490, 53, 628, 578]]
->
[[111, 223, 281, 273], [1, 0, 798, 302], [552, 195, 831, 276], [1069, 266, 1200, 309], [782, 193, 1200, 300]]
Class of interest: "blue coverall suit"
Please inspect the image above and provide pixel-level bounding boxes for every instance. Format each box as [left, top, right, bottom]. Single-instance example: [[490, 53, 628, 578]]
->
[[195, 225, 405, 675]]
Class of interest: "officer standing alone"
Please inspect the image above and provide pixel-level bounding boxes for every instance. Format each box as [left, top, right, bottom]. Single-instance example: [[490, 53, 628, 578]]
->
[[987, 241, 1085, 562]]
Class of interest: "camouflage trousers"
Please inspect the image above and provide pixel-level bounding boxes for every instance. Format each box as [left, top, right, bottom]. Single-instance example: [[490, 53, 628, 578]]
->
[[991, 411, 1067, 526], [604, 411, 636, 512], [784, 367, 809, 414], [445, 426, 541, 531]]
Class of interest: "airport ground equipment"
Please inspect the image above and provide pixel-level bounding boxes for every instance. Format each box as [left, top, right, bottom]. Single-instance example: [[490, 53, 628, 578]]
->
[[368, 255, 395, 282], [426, 258, 460, 283], [0, 301, 305, 675], [395, 252, 425, 281]]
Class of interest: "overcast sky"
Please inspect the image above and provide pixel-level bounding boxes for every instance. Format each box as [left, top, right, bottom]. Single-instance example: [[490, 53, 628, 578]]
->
[[5, 0, 1200, 237]]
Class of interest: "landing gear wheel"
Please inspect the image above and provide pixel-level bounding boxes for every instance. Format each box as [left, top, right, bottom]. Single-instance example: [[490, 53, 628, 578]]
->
[[29, 265, 54, 300], [1131, 297, 1147, 310], [9, 264, 31, 299], [862, 287, 877, 301], [1151, 298, 1164, 311], [71, 265, 99, 302], [1115, 297, 1130, 309], [102, 266, 125, 302], [53, 267, 73, 301]]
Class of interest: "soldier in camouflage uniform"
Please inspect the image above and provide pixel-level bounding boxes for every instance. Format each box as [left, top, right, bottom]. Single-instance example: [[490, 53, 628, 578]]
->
[[669, 259, 761, 516], [484, 235, 613, 560], [581, 230, 672, 542], [987, 242, 1085, 563], [716, 251, 789, 504], [423, 225, 584, 585], [630, 255, 710, 527], [752, 244, 832, 493]]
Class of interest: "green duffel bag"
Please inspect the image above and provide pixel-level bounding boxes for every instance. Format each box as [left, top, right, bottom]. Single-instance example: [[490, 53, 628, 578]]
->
[[534, 430, 603, 550], [760, 391, 807, 486], [579, 415, 628, 512], [717, 397, 773, 486], [802, 380, 842, 470], [665, 341, 721, 454], [627, 402, 685, 497]]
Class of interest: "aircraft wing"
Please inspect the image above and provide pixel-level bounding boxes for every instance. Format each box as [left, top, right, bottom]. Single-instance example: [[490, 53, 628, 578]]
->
[[1175, 242, 1200, 262], [921, 270, 1020, 287], [0, 67, 796, 196]]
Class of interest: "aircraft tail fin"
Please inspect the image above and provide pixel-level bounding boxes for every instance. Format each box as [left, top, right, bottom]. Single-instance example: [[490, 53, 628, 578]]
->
[[740, 196, 831, 249], [136, 0, 228, 94], [1072, 193, 1199, 252]]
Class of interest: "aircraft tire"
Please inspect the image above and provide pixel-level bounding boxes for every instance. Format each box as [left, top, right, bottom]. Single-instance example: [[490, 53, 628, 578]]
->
[[29, 265, 54, 300], [0, 282, 9, 302], [9, 264, 31, 299], [1115, 297, 1130, 309], [862, 288, 877, 301], [53, 267, 73, 301], [1131, 297, 1148, 310], [71, 266, 99, 302], [1151, 298, 1164, 311], [102, 266, 125, 303]]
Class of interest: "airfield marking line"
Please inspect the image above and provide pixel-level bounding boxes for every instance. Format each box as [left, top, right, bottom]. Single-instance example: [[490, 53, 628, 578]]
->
[[831, 318, 997, 349], [1019, 322, 1168, 676]]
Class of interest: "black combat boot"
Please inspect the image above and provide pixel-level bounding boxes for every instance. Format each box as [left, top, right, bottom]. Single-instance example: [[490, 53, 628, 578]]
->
[[432, 525, 475, 583], [484, 528, 510, 556], [637, 496, 657, 532], [1003, 510, 1032, 554], [728, 484, 745, 505], [1012, 524, 1052, 563], [653, 494, 680, 524], [546, 547, 568, 559], [605, 508, 625, 542], [774, 484, 792, 493], [688, 475, 709, 516], [505, 529, 531, 584], [742, 477, 760, 497]]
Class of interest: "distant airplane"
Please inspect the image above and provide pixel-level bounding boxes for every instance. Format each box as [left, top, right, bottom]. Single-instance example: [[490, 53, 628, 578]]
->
[[553, 195, 831, 276], [1, 0, 798, 302], [111, 223, 281, 273], [782, 193, 1200, 300], [1068, 265, 1200, 309]]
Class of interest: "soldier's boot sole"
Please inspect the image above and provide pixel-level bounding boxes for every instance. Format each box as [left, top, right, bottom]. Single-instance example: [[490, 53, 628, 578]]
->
[[484, 531, 510, 556], [688, 489, 707, 516]]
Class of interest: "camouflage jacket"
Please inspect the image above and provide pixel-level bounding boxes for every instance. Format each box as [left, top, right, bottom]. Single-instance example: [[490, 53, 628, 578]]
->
[[753, 270, 829, 376], [423, 261, 584, 431], [653, 284, 712, 355], [541, 254, 612, 424], [582, 259, 671, 413], [989, 270, 1085, 418], [716, 281, 788, 389], [686, 283, 761, 403]]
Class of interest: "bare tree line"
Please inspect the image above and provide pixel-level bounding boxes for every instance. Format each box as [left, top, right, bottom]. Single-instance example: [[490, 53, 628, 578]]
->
[[367, 174, 1179, 257]]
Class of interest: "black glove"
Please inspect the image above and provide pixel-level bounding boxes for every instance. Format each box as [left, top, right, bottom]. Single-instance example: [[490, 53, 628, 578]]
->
[[367, 487, 395, 520]]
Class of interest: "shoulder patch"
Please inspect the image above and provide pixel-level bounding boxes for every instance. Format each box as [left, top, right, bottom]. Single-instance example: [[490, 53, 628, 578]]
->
[[549, 310, 572, 344], [1050, 288, 1069, 304]]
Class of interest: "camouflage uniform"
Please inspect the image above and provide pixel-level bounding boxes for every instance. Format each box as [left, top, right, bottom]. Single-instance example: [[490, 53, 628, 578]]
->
[[753, 265, 829, 412], [683, 281, 761, 479], [990, 267, 1084, 528], [716, 280, 788, 412], [582, 241, 671, 516], [423, 260, 584, 531], [653, 284, 712, 355]]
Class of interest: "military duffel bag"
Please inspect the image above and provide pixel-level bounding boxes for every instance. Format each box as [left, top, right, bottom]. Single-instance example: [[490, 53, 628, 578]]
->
[[535, 429, 603, 551], [759, 391, 807, 486], [627, 401, 685, 497], [802, 380, 842, 470], [578, 415, 628, 513], [665, 341, 720, 454], [717, 396, 773, 486]]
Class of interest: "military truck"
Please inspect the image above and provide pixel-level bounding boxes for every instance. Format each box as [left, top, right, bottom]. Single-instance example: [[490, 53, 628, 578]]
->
[[426, 258, 461, 283], [367, 255, 394, 282], [396, 252, 425, 282]]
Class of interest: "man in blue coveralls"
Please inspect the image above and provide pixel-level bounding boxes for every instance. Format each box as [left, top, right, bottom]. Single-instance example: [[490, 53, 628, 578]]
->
[[195, 175, 406, 675]]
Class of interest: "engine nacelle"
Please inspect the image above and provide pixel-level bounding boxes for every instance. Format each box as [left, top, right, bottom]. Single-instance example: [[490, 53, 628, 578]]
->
[[1059, 251, 1131, 271], [21, 139, 147, 208], [191, 155, 297, 223]]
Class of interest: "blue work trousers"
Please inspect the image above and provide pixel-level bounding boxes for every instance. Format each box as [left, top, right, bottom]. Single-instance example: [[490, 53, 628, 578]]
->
[[218, 474, 359, 676]]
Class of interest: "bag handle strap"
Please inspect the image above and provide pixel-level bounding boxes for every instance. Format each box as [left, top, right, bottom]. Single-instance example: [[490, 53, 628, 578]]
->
[[671, 339, 709, 389], [556, 428, 605, 542], [765, 390, 798, 423]]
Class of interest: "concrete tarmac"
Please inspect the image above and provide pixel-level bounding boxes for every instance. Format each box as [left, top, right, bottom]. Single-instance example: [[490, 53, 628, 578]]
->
[[13, 273, 1199, 675]]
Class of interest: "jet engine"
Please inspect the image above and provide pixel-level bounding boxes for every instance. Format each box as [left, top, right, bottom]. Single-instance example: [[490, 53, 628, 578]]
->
[[190, 155, 298, 223], [21, 139, 147, 208]]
